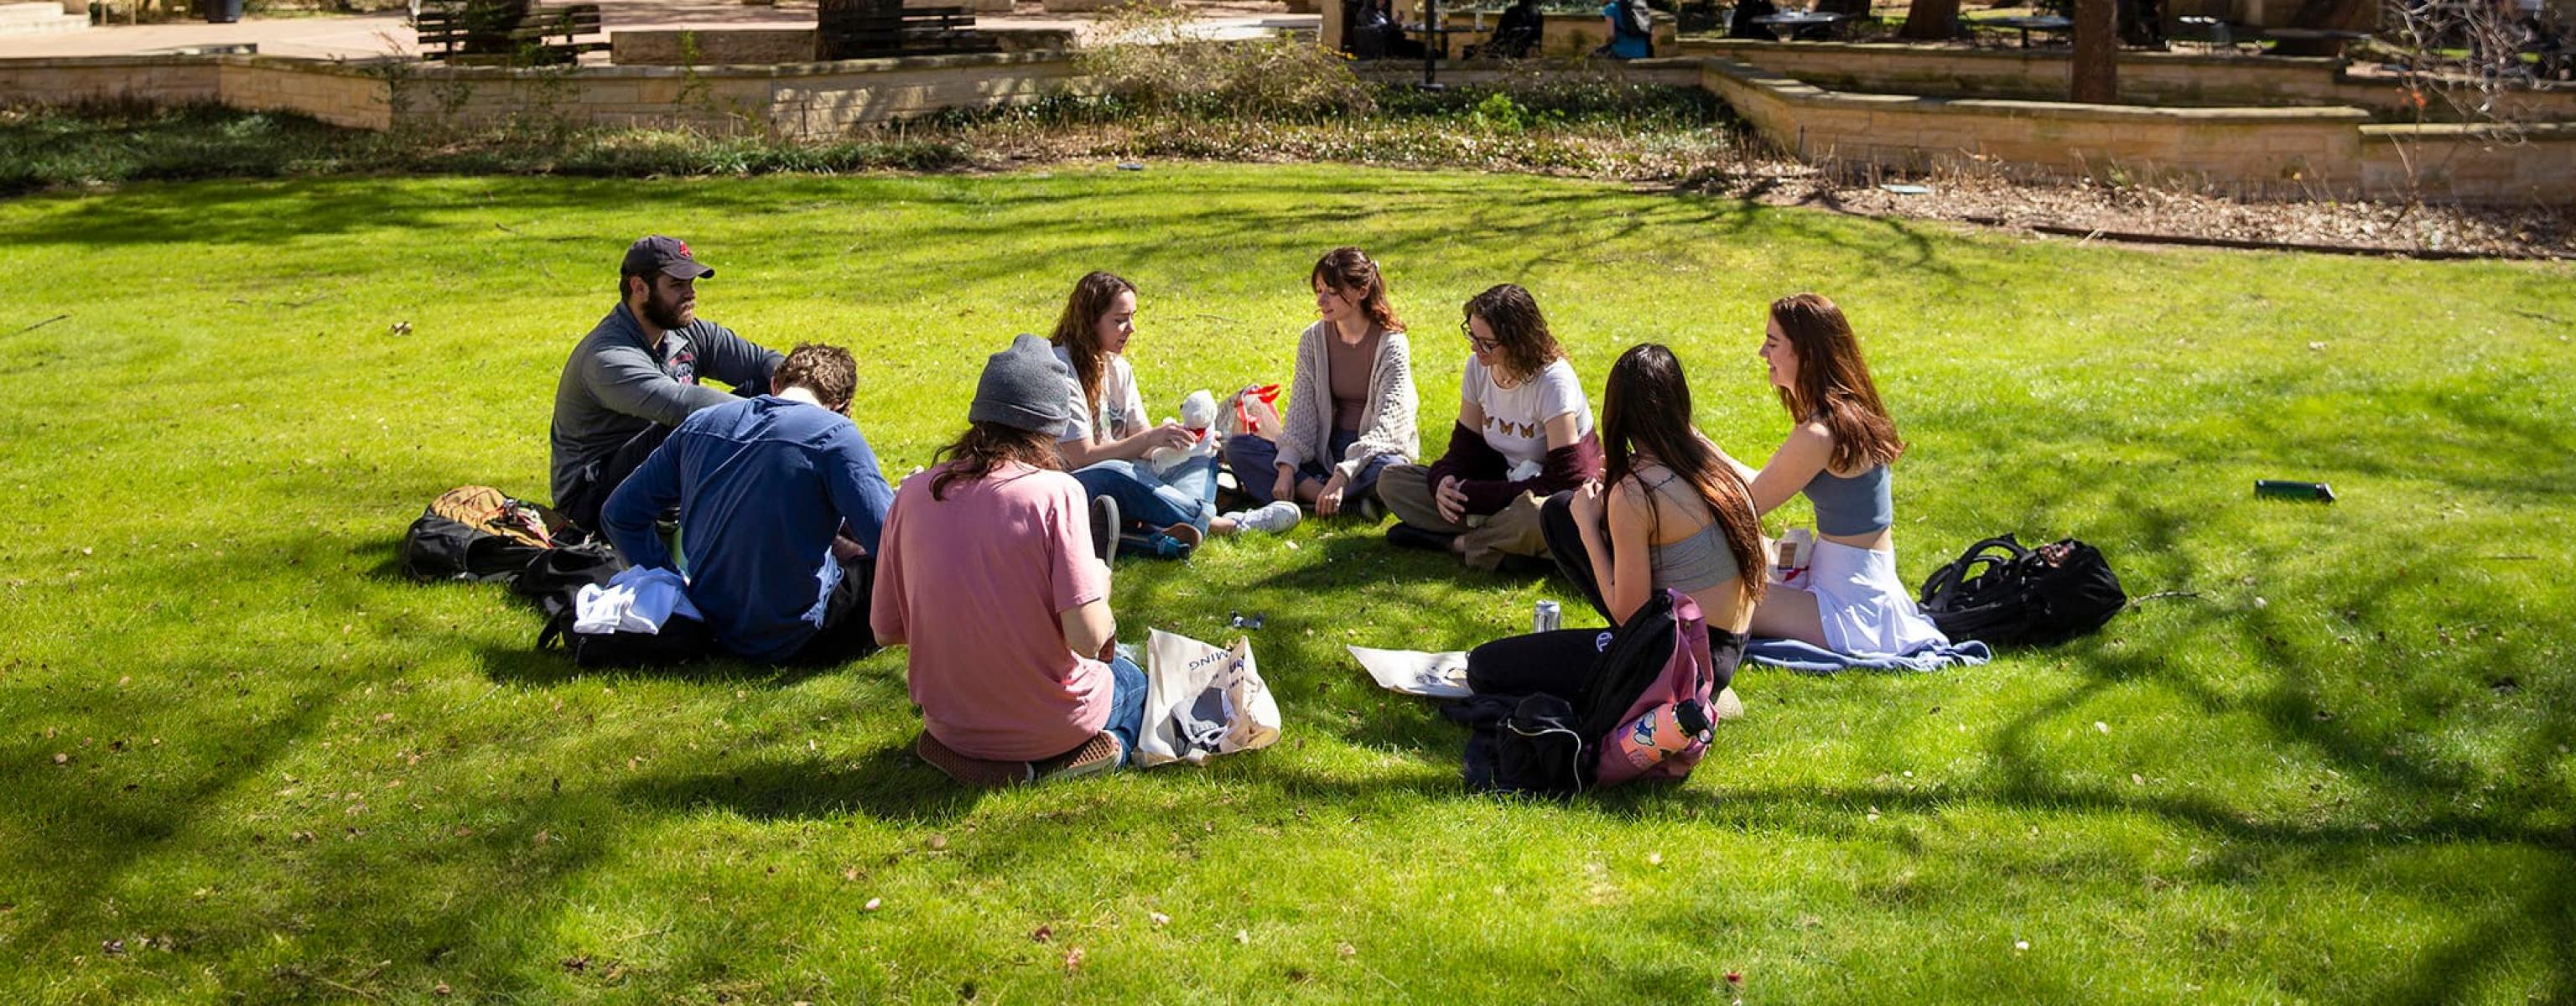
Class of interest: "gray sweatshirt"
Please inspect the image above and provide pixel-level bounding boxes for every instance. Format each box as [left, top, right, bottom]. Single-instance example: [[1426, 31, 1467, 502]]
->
[[548, 303, 782, 506], [1275, 320, 1419, 482]]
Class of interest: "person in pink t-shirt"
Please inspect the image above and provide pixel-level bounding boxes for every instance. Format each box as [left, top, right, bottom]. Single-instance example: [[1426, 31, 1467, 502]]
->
[[872, 334, 1145, 785]]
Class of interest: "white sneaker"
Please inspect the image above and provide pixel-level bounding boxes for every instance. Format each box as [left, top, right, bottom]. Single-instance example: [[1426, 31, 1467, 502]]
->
[[1711, 686, 1746, 723], [1224, 500, 1301, 535]]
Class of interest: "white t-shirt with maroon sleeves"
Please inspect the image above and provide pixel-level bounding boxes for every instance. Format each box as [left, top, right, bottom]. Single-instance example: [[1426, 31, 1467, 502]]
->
[[1461, 356, 1592, 469]]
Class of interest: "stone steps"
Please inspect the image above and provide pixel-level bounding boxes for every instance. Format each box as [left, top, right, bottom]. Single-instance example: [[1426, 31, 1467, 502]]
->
[[0, 2, 87, 35]]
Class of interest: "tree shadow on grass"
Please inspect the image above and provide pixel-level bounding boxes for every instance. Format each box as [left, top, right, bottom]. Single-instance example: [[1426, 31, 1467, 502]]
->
[[471, 643, 842, 690], [0, 661, 347, 968], [615, 747, 984, 826]]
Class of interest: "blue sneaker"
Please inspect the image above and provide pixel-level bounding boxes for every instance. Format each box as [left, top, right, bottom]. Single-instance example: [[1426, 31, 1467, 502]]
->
[[1121, 530, 1195, 561]]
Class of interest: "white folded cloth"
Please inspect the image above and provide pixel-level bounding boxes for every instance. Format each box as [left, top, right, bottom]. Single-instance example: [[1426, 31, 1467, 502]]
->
[[573, 566, 703, 635]]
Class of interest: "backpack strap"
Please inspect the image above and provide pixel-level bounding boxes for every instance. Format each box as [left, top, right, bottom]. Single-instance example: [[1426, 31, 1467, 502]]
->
[[536, 607, 574, 651], [1919, 534, 2028, 607]]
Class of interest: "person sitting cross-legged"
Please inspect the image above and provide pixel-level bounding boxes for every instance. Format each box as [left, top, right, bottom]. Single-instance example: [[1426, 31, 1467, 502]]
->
[[1049, 271, 1232, 560], [871, 334, 1143, 786], [1219, 246, 1417, 530], [599, 343, 894, 665], [1377, 283, 1603, 571], [551, 235, 784, 532]]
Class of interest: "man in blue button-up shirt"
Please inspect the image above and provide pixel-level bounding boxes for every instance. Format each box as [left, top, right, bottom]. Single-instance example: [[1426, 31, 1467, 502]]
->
[[600, 344, 894, 664]]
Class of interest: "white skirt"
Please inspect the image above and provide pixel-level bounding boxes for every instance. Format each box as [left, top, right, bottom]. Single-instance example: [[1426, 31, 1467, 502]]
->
[[1779, 540, 1950, 657]]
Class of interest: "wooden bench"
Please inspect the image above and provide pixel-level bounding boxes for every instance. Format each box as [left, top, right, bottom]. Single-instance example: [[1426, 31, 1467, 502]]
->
[[818, 0, 1001, 60], [416, 1, 606, 65]]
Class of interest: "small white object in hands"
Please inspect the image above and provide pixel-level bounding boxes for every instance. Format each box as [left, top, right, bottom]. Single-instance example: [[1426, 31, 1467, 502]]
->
[[1144, 389, 1221, 474]]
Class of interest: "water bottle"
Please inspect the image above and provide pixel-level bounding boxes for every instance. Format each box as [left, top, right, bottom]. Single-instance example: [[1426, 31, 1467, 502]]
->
[[1616, 699, 1713, 770], [2254, 480, 2336, 503]]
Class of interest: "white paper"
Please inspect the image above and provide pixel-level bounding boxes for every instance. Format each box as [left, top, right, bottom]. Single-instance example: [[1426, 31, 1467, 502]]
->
[[1346, 645, 1473, 698]]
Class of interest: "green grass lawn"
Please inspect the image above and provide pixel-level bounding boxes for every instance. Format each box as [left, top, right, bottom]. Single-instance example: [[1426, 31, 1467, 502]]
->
[[3, 163, 2571, 1003]]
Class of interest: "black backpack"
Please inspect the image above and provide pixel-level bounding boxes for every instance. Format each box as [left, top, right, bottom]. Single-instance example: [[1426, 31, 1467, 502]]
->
[[522, 545, 714, 669], [402, 485, 571, 584], [1455, 591, 1689, 796], [1917, 534, 2127, 646]]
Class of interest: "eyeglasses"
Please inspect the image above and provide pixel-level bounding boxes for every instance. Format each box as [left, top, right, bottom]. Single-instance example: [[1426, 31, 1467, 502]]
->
[[1461, 322, 1499, 352]]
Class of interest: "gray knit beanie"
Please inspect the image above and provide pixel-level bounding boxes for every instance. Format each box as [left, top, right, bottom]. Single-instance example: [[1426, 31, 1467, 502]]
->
[[968, 333, 1072, 434]]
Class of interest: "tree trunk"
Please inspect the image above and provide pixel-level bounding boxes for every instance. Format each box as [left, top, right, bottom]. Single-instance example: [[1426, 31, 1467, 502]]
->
[[1896, 0, 1961, 39], [2071, 0, 2119, 103]]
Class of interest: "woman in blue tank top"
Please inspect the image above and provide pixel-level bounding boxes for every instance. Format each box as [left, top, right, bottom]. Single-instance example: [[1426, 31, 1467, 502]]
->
[[1722, 293, 1950, 657]]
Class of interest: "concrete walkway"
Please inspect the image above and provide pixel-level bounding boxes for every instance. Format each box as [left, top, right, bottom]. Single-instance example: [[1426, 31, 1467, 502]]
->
[[0, 0, 1316, 59]]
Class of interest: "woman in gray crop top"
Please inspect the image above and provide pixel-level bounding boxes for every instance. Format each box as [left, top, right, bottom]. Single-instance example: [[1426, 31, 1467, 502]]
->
[[1562, 345, 1766, 634], [1718, 293, 1950, 656], [1464, 344, 1763, 708]]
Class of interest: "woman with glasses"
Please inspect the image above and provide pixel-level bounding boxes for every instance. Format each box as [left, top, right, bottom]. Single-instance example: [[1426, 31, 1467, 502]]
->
[[1376, 283, 1602, 570]]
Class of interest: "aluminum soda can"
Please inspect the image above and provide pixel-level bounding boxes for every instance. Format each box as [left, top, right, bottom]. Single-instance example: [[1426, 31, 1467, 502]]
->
[[1534, 600, 1561, 634]]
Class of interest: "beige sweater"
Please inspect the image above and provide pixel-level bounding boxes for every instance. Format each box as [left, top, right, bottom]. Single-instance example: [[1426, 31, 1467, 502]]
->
[[1275, 320, 1420, 481]]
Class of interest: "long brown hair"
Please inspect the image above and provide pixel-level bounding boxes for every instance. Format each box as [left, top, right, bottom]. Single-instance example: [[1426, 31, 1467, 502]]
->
[[1462, 283, 1562, 383], [928, 421, 1062, 501], [1311, 246, 1403, 333], [1048, 271, 1135, 420], [1599, 344, 1765, 604], [1769, 293, 1903, 473]]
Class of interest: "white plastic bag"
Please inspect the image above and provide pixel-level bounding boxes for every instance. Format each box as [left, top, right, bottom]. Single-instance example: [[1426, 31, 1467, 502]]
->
[[1139, 629, 1282, 767]]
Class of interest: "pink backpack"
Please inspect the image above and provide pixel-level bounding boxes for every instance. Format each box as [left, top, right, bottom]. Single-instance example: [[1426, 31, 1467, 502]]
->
[[1590, 590, 1718, 787]]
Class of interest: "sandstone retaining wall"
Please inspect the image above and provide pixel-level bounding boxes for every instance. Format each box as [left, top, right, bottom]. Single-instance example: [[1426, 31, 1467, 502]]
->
[[1679, 38, 2576, 122], [4, 49, 2570, 202], [1703, 57, 2570, 201], [0, 50, 1088, 138]]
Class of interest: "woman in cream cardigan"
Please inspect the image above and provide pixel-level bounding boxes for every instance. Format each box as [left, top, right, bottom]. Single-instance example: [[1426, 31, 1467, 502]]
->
[[1222, 247, 1420, 526]]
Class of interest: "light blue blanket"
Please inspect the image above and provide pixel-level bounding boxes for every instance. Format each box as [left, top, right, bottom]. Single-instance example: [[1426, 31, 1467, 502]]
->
[[1743, 637, 1992, 674]]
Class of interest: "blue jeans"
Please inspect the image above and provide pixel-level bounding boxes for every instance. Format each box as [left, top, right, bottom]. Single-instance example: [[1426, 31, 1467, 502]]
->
[[1073, 455, 1218, 534], [1104, 654, 1146, 767], [1223, 429, 1390, 507]]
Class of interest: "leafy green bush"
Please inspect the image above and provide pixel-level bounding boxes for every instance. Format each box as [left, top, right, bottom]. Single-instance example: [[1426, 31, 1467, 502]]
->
[[0, 101, 972, 194], [1370, 61, 1724, 127]]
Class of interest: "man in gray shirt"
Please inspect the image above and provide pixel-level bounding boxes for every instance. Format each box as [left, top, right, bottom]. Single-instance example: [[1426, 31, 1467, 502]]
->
[[549, 236, 783, 530]]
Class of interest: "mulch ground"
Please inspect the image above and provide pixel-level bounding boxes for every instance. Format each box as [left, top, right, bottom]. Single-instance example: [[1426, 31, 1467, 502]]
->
[[1685, 168, 2576, 262]]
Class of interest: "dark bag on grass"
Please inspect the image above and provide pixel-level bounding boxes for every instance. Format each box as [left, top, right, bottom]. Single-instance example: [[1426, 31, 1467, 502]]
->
[[1457, 590, 1707, 796], [537, 609, 715, 669], [1917, 534, 2127, 646], [511, 541, 626, 610], [523, 547, 712, 669], [1495, 694, 1588, 795], [402, 485, 573, 584]]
